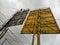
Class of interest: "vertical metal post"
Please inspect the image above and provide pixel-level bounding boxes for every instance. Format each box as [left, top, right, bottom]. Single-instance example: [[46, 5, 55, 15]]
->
[[32, 34, 35, 45], [37, 32, 40, 45], [32, 12, 37, 45], [37, 10, 41, 45]]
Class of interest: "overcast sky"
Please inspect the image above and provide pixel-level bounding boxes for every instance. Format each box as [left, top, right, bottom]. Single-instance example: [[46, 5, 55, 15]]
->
[[0, 0, 60, 26]]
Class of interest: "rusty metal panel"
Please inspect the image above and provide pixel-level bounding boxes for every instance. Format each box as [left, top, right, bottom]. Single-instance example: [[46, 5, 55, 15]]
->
[[21, 8, 60, 34]]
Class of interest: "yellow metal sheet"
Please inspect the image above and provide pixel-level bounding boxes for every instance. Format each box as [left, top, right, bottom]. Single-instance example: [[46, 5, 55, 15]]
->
[[21, 8, 60, 34]]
